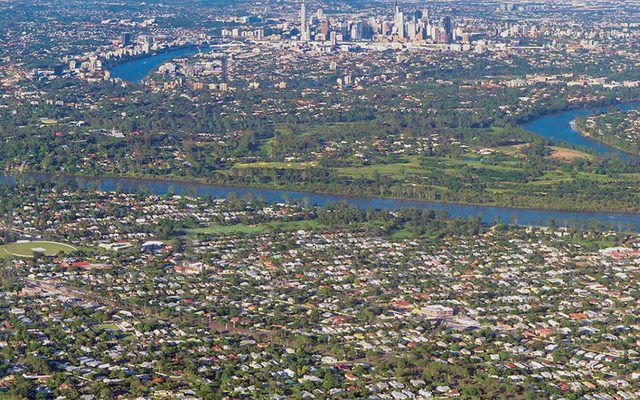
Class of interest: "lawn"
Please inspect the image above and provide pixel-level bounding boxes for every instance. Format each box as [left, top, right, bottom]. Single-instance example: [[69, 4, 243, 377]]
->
[[235, 152, 626, 199], [336, 156, 524, 179], [234, 155, 531, 181], [188, 220, 327, 235], [93, 323, 120, 331], [234, 161, 319, 169], [0, 241, 78, 259], [336, 156, 431, 179], [491, 144, 591, 160]]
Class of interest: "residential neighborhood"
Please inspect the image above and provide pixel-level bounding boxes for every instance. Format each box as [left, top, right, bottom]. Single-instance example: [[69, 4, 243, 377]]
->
[[1, 184, 639, 398], [2, 0, 640, 398]]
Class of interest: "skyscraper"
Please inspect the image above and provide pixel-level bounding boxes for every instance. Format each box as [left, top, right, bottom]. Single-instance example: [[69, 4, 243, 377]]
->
[[121, 32, 131, 47], [351, 20, 364, 41], [442, 16, 453, 43], [395, 11, 405, 39], [422, 7, 430, 22], [407, 20, 417, 41], [320, 19, 330, 36], [300, 2, 310, 41], [393, 0, 405, 39]]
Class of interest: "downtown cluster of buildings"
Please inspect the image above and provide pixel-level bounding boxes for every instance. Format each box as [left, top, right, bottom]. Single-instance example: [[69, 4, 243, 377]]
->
[[231, 2, 463, 47], [2, 0, 640, 88]]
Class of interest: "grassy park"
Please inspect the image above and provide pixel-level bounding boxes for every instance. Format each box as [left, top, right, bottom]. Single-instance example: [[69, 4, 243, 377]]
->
[[232, 152, 614, 190], [223, 148, 640, 213], [234, 161, 319, 169], [0, 241, 77, 259], [188, 220, 326, 235]]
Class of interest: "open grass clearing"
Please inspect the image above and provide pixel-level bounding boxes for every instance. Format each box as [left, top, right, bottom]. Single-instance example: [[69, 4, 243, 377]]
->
[[548, 146, 592, 160], [0, 241, 78, 259], [188, 220, 327, 235], [234, 161, 319, 169], [93, 323, 120, 332], [337, 156, 525, 179], [490, 143, 591, 160]]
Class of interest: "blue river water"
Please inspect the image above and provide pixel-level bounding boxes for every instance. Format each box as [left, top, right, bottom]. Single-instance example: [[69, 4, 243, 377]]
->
[[0, 169, 638, 231], [523, 102, 640, 160], [109, 46, 201, 83]]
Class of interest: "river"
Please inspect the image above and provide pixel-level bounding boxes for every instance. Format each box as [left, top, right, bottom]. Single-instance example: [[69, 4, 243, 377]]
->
[[522, 102, 640, 160], [6, 51, 640, 230], [0, 171, 638, 231], [109, 46, 202, 83]]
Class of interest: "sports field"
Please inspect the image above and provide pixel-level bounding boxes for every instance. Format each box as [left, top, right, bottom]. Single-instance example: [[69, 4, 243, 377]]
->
[[0, 241, 78, 258]]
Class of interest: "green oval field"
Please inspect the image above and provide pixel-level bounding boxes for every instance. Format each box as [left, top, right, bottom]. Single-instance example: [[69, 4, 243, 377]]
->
[[0, 241, 78, 258]]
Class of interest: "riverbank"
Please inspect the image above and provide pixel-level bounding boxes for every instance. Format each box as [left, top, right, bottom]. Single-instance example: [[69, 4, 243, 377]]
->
[[109, 45, 204, 83], [523, 100, 640, 160], [577, 126, 639, 156], [104, 45, 194, 68], [3, 171, 640, 232], [6, 158, 640, 215], [2, 100, 640, 227], [572, 113, 640, 157]]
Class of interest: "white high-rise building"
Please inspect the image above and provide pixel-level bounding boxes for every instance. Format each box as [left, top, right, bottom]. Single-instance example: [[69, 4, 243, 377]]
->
[[395, 12, 405, 38], [422, 7, 430, 22], [393, 0, 405, 39], [300, 2, 309, 41], [407, 20, 417, 41], [351, 20, 364, 40]]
